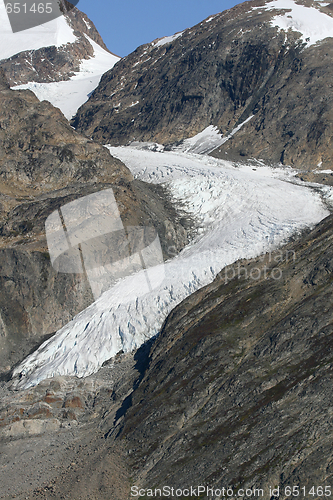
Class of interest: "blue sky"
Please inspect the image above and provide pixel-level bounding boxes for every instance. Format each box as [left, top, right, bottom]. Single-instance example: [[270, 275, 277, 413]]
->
[[77, 0, 243, 57]]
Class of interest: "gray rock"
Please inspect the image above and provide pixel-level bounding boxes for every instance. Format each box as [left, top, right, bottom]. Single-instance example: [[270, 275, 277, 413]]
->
[[1, 418, 61, 438]]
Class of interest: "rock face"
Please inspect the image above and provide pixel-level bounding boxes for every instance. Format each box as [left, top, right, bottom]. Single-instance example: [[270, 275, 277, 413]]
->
[[72, 0, 333, 170], [0, 86, 128, 199], [0, 1, 118, 86], [0, 74, 192, 378], [113, 213, 333, 492]]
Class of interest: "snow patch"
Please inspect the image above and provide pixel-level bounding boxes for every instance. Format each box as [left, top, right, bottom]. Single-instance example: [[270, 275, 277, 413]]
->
[[82, 18, 92, 30], [253, 0, 333, 47], [77, 35, 119, 76], [154, 31, 184, 48], [219, 115, 254, 145], [173, 116, 254, 155], [206, 15, 218, 23], [157, 118, 254, 156], [172, 126, 225, 154]]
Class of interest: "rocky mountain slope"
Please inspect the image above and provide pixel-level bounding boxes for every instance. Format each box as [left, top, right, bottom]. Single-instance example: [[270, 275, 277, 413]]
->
[[2, 210, 333, 499], [0, 68, 191, 380], [72, 0, 333, 171], [1, 1, 333, 498], [113, 211, 333, 494]]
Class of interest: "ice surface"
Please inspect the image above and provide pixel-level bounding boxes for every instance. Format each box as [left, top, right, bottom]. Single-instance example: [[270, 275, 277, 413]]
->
[[13, 145, 333, 389]]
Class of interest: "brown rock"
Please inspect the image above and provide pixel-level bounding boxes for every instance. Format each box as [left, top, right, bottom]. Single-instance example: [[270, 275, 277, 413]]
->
[[63, 396, 84, 409]]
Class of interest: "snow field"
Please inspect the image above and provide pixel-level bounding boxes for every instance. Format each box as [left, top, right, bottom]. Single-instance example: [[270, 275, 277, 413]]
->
[[253, 0, 333, 46], [0, 3, 77, 60], [13, 35, 120, 119]]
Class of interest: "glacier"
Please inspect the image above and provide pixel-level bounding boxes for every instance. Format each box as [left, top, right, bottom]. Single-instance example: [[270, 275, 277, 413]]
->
[[12, 142, 333, 389]]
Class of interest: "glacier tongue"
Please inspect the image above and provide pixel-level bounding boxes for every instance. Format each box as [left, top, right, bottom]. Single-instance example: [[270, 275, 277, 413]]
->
[[13, 147, 332, 389]]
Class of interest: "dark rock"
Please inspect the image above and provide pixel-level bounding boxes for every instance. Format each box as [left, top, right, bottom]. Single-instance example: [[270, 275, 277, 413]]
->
[[0, 68, 9, 90], [115, 213, 333, 491]]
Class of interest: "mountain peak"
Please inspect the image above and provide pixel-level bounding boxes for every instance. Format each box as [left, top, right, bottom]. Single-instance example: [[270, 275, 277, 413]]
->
[[72, 0, 333, 170], [0, 2, 119, 86], [0, 3, 120, 119]]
